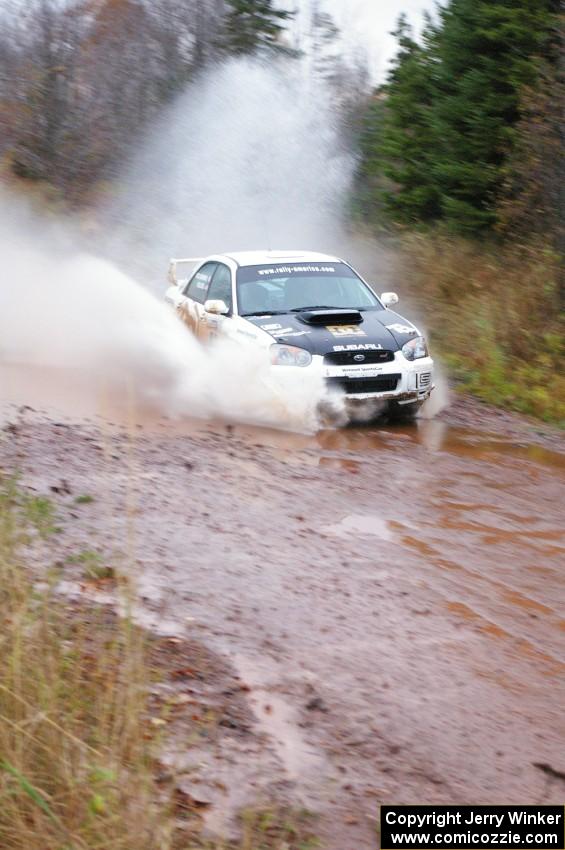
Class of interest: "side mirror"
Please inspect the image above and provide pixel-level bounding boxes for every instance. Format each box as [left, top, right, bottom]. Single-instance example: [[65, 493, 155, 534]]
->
[[381, 291, 399, 308], [204, 299, 229, 315]]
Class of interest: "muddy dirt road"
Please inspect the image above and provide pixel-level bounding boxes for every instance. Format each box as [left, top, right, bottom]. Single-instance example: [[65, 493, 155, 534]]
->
[[1, 382, 564, 849]]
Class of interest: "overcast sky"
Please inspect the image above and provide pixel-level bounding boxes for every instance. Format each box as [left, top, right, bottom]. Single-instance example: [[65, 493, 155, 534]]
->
[[294, 0, 437, 82]]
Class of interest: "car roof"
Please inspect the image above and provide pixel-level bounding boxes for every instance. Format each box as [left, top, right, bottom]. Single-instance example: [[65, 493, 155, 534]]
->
[[218, 250, 343, 267]]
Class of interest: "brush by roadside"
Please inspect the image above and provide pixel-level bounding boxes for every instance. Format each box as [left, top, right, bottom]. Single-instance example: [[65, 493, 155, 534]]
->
[[397, 234, 564, 427], [0, 474, 175, 850]]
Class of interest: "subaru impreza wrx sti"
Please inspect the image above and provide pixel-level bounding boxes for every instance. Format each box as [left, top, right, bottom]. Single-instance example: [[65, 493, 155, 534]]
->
[[165, 250, 434, 419]]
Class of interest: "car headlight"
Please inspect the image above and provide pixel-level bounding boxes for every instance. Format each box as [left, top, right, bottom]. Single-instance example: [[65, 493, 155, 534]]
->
[[402, 336, 429, 361], [270, 344, 312, 367]]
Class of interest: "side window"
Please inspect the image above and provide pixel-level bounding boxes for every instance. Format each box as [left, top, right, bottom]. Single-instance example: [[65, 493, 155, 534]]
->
[[184, 262, 218, 304], [206, 264, 233, 312]]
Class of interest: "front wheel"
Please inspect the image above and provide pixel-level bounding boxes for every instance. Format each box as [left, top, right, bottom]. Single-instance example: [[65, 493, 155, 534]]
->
[[387, 400, 424, 422]]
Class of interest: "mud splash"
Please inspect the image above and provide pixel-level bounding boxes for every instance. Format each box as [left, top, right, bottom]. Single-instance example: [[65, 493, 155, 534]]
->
[[0, 214, 330, 433]]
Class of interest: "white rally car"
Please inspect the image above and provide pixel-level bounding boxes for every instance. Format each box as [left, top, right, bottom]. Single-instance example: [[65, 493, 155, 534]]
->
[[165, 250, 434, 419]]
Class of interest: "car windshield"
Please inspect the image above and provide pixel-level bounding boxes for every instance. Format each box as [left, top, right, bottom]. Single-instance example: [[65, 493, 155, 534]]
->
[[236, 262, 382, 316]]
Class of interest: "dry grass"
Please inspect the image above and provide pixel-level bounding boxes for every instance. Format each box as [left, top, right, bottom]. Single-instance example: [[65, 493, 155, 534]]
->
[[0, 475, 174, 850], [398, 233, 565, 425]]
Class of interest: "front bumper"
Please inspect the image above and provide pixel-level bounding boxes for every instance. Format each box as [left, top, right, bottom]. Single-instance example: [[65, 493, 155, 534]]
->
[[271, 352, 434, 404], [323, 352, 433, 403]]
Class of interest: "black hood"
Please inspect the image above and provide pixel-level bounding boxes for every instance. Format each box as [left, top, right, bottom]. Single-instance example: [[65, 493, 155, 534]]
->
[[245, 308, 419, 356]]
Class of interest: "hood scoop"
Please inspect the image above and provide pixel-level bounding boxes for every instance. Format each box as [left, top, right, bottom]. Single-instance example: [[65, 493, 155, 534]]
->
[[298, 308, 363, 326]]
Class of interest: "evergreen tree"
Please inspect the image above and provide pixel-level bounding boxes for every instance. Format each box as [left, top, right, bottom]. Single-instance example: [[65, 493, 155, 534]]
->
[[375, 14, 440, 223], [358, 0, 560, 234], [430, 0, 557, 232], [355, 93, 387, 222], [310, 5, 341, 86], [223, 0, 293, 56], [498, 61, 564, 250]]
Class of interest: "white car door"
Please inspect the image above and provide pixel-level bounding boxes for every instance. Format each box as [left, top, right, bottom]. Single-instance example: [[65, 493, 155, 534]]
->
[[175, 262, 218, 337], [199, 262, 234, 342]]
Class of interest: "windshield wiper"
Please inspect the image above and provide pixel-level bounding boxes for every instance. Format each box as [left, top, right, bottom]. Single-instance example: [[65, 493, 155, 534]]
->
[[290, 305, 336, 312], [240, 310, 288, 317]]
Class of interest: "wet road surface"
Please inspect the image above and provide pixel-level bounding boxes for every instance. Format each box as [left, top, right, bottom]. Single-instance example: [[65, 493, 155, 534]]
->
[[1, 384, 564, 849]]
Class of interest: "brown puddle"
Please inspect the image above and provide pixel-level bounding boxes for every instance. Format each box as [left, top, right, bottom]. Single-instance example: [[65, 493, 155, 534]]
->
[[2, 362, 563, 468], [208, 418, 565, 477], [230, 654, 330, 797]]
